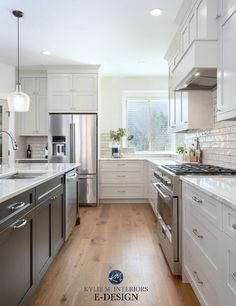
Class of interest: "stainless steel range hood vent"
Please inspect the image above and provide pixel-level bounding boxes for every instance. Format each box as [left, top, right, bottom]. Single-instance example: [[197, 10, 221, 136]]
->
[[176, 68, 217, 91]]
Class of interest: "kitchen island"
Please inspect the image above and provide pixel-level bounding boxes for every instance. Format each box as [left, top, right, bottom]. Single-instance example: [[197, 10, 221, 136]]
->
[[0, 163, 79, 306]]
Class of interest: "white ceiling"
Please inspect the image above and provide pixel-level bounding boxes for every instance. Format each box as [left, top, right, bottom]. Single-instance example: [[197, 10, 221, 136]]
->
[[0, 0, 183, 76]]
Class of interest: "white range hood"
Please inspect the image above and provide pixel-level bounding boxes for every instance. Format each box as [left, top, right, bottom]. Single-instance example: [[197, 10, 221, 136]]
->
[[172, 40, 217, 91]]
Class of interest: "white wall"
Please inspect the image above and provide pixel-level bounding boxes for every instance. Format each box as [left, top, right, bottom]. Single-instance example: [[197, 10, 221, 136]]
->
[[100, 76, 168, 133]]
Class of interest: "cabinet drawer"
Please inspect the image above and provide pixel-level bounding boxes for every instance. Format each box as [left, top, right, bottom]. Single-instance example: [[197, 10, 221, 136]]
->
[[223, 204, 236, 241], [100, 184, 145, 199], [36, 175, 64, 204], [100, 161, 144, 170], [184, 205, 220, 272], [183, 183, 222, 229], [183, 242, 220, 306], [0, 190, 35, 229], [100, 170, 143, 183], [219, 231, 236, 306]]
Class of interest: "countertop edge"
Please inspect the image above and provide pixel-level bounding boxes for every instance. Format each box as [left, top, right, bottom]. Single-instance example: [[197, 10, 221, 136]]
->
[[0, 163, 80, 203], [180, 176, 236, 210]]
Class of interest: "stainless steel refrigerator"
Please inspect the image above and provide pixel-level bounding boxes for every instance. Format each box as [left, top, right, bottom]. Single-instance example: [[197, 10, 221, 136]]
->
[[48, 113, 97, 207]]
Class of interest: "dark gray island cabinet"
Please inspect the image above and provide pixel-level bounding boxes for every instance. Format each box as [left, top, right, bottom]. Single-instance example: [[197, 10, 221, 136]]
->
[[0, 172, 71, 306]]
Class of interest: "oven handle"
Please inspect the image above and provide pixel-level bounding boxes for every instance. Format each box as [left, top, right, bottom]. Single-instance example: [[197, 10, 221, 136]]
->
[[152, 182, 170, 200]]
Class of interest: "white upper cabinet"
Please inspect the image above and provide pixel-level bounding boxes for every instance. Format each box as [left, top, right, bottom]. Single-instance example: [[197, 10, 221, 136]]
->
[[196, 0, 208, 38], [217, 3, 236, 120], [19, 77, 48, 136], [168, 90, 213, 133], [47, 69, 99, 113]]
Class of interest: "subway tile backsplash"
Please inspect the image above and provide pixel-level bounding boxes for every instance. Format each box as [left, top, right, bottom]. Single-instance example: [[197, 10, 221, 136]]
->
[[23, 137, 47, 159], [184, 91, 236, 169]]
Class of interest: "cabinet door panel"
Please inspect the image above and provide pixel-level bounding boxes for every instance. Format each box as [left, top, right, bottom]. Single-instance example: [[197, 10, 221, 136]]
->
[[181, 92, 188, 124], [73, 74, 97, 92], [197, 0, 207, 39], [48, 93, 73, 111], [37, 78, 47, 95], [73, 93, 97, 111], [35, 200, 52, 281], [52, 190, 64, 256], [175, 92, 182, 127], [189, 13, 196, 43], [37, 95, 48, 135], [221, 9, 236, 112], [20, 96, 37, 135], [169, 89, 176, 128], [0, 210, 34, 306], [21, 78, 36, 95], [48, 74, 72, 92]]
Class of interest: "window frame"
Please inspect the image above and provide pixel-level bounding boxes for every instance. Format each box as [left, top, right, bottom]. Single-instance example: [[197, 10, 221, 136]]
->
[[122, 90, 174, 153]]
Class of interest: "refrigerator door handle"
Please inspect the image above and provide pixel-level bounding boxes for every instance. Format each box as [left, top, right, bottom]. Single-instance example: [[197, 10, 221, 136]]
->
[[70, 123, 76, 162]]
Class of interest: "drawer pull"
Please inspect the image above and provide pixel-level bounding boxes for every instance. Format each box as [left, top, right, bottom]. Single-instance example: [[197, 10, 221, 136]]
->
[[117, 175, 126, 178], [193, 228, 203, 239], [192, 196, 203, 204], [117, 164, 126, 166], [193, 271, 203, 285], [232, 223, 236, 230], [232, 272, 236, 282], [9, 201, 27, 211], [11, 219, 27, 230], [117, 190, 126, 193]]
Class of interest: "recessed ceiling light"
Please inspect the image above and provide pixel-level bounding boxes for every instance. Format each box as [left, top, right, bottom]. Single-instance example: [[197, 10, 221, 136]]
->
[[150, 8, 163, 17], [183, 84, 188, 88], [195, 72, 200, 77], [138, 61, 145, 65], [42, 50, 51, 55]]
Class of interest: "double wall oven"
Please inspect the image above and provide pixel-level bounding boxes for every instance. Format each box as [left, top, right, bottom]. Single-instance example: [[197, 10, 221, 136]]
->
[[152, 163, 236, 276]]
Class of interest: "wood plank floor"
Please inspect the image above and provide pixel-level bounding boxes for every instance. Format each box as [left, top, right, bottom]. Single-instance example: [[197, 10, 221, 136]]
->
[[27, 203, 200, 306]]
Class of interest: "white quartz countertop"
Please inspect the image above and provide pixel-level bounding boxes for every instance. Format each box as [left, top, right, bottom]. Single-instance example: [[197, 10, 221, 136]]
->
[[99, 157, 177, 166], [0, 163, 80, 203], [181, 176, 236, 210]]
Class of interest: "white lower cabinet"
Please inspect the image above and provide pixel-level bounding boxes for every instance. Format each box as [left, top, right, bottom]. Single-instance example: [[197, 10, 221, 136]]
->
[[183, 182, 236, 306], [148, 162, 158, 215], [99, 160, 147, 201]]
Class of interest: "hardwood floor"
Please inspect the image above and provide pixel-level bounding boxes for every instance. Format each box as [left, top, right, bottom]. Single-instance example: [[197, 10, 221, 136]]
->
[[27, 203, 200, 306]]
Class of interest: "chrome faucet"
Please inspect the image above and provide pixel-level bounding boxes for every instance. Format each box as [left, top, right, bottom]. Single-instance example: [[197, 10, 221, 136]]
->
[[0, 130, 18, 150]]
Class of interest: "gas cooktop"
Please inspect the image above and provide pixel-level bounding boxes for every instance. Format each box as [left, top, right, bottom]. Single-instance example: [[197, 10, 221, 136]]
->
[[162, 164, 236, 175]]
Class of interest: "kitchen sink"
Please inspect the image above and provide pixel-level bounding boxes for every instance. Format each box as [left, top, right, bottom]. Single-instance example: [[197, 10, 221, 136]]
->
[[0, 172, 47, 180]]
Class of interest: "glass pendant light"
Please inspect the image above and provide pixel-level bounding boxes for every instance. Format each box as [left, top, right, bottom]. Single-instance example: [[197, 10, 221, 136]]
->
[[8, 10, 30, 112]]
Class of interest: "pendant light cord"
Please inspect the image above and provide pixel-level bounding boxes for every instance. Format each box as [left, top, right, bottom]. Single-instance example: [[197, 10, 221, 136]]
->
[[17, 16, 20, 85]]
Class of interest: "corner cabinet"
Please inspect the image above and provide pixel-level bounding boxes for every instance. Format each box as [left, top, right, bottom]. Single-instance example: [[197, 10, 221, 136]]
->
[[19, 77, 48, 136], [48, 72, 98, 112], [217, 2, 236, 121], [168, 89, 213, 133]]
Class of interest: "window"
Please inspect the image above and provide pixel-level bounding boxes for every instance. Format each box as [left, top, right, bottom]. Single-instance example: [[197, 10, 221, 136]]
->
[[126, 98, 171, 152]]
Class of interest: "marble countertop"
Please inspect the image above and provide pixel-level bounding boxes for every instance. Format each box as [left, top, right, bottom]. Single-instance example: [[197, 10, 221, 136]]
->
[[181, 176, 236, 210], [99, 157, 177, 166], [0, 163, 80, 203]]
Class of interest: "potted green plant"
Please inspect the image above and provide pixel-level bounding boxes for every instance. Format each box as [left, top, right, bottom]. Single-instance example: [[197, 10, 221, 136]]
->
[[110, 128, 127, 158], [176, 145, 185, 162]]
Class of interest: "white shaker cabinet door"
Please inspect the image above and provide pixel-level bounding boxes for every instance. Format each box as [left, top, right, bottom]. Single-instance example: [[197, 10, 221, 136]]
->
[[19, 78, 37, 135], [20, 96, 37, 135], [48, 74, 72, 92], [217, 8, 236, 120]]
